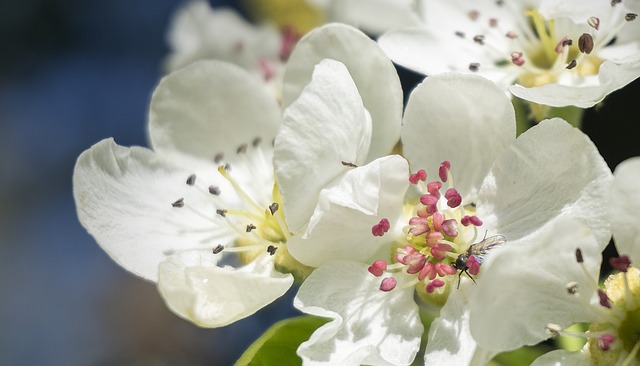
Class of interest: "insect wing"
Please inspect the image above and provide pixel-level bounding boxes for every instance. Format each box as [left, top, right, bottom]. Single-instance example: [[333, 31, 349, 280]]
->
[[469, 234, 507, 264]]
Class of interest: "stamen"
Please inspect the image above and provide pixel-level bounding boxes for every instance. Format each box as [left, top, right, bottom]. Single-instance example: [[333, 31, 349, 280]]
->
[[566, 60, 577, 69], [246, 223, 256, 233], [597, 334, 615, 351], [444, 188, 462, 208], [268, 202, 279, 215], [212, 244, 224, 254], [610, 256, 631, 272], [511, 52, 525, 66], [217, 165, 263, 212], [208, 186, 221, 195], [566, 281, 579, 295], [598, 289, 612, 308], [267, 245, 277, 255], [409, 169, 427, 184], [372, 218, 391, 236], [186, 174, 196, 186], [545, 323, 563, 337], [214, 153, 224, 164], [380, 277, 397, 291], [455, 31, 465, 38], [216, 209, 227, 217], [341, 161, 358, 168], [368, 260, 387, 277], [439, 161, 451, 182], [625, 13, 638, 22], [469, 62, 480, 72], [237, 143, 248, 154], [426, 279, 445, 293], [172, 198, 185, 208], [578, 33, 594, 54], [588, 17, 600, 30]]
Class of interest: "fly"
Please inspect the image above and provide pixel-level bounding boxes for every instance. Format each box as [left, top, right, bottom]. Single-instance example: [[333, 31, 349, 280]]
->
[[452, 234, 507, 288]]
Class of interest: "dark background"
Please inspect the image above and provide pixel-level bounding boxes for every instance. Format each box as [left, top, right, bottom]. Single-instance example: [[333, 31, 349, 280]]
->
[[0, 0, 638, 365]]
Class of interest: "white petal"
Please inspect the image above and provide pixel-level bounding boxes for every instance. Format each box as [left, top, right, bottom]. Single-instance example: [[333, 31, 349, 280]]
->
[[282, 24, 402, 161], [149, 60, 281, 164], [275, 59, 371, 234], [478, 118, 613, 247], [424, 282, 496, 366], [294, 260, 422, 366], [402, 73, 515, 201], [287, 155, 409, 267], [470, 217, 602, 352], [538, 0, 616, 23], [611, 157, 640, 263], [158, 251, 293, 328], [531, 348, 591, 366], [73, 138, 235, 281], [509, 60, 640, 108]]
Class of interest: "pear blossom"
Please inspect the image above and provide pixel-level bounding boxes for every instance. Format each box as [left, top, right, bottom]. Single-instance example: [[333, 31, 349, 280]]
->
[[74, 22, 404, 329], [286, 62, 612, 364], [305, 0, 421, 35], [164, 1, 294, 98], [379, 0, 640, 108], [468, 157, 640, 365]]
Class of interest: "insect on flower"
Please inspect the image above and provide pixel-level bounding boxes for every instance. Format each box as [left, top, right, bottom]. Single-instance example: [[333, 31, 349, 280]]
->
[[452, 234, 507, 288]]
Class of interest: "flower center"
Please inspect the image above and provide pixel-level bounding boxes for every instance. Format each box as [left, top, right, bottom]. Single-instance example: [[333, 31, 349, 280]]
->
[[368, 161, 503, 305], [169, 138, 293, 266], [546, 253, 640, 366]]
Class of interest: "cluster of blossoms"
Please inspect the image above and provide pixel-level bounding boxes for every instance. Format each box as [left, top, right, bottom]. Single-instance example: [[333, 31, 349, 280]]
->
[[73, 1, 640, 365]]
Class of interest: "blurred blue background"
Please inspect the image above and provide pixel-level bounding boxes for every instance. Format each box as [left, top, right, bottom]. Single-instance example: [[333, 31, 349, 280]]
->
[[0, 0, 638, 365]]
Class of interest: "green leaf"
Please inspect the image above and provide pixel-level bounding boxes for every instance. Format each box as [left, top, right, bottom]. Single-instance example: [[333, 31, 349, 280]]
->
[[234, 316, 329, 366]]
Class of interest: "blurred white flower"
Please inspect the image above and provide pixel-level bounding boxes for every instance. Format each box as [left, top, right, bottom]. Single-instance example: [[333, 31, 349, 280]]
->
[[379, 0, 640, 108], [307, 0, 421, 35]]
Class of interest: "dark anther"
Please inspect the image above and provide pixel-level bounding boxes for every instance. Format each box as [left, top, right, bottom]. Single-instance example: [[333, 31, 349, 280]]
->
[[214, 153, 224, 164], [575, 248, 584, 263], [212, 244, 224, 254], [578, 33, 594, 54], [216, 209, 227, 217], [246, 224, 257, 233], [611, 0, 622, 6], [625, 13, 638, 21], [237, 143, 248, 154], [489, 18, 498, 27], [267, 245, 278, 256], [186, 174, 196, 186], [224, 163, 232, 172], [566, 59, 577, 69], [496, 0, 504, 6], [566, 282, 579, 295], [209, 186, 221, 195], [562, 38, 573, 47], [269, 203, 279, 215], [455, 31, 465, 38], [172, 198, 185, 208], [473, 35, 485, 45], [252, 137, 262, 147], [341, 161, 358, 168], [469, 62, 481, 72]]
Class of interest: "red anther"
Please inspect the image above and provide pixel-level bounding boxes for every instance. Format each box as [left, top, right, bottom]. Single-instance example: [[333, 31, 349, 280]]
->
[[372, 218, 391, 236], [258, 58, 276, 81], [597, 334, 615, 351], [405, 252, 427, 274], [380, 277, 397, 291], [427, 181, 442, 198], [461, 215, 483, 226], [409, 169, 427, 184], [555, 36, 568, 53], [598, 289, 612, 308], [439, 161, 451, 182], [420, 194, 439, 206], [426, 279, 445, 293], [505, 31, 518, 39], [279, 25, 298, 61], [468, 256, 481, 275], [419, 262, 436, 281], [430, 243, 452, 260], [442, 219, 459, 237], [511, 52, 525, 66], [409, 217, 430, 236], [445, 188, 462, 208], [432, 212, 444, 232], [435, 262, 457, 276], [368, 260, 387, 277], [609, 255, 631, 272]]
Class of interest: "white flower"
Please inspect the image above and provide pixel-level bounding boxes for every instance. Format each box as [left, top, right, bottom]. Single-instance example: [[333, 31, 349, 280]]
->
[[287, 53, 612, 364], [306, 0, 421, 35], [379, 0, 640, 108], [74, 60, 291, 328], [73, 22, 403, 329], [468, 157, 640, 365], [164, 1, 289, 97]]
